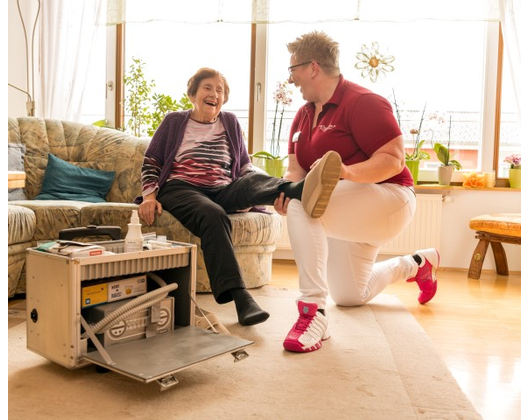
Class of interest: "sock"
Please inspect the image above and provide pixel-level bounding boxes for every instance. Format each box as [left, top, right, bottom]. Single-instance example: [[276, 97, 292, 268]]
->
[[279, 180, 304, 200], [230, 288, 270, 326], [412, 254, 422, 265]]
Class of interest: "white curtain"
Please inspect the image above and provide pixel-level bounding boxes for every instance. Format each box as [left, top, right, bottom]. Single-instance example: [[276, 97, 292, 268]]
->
[[37, 0, 105, 120], [105, 0, 501, 25], [499, 0, 521, 119]]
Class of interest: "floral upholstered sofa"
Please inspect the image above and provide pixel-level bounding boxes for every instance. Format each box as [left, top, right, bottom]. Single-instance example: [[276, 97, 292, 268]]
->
[[7, 117, 282, 298]]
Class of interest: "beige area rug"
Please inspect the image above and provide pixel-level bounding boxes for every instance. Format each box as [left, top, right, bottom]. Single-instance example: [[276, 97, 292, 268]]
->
[[8, 287, 482, 420]]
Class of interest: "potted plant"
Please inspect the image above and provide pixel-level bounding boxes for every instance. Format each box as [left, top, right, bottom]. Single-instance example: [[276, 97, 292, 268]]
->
[[389, 92, 430, 184], [504, 153, 521, 189], [251, 80, 293, 177], [404, 103, 430, 185], [432, 116, 462, 185]]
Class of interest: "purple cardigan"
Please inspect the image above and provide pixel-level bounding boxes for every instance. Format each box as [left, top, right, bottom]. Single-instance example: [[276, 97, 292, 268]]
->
[[134, 110, 251, 203]]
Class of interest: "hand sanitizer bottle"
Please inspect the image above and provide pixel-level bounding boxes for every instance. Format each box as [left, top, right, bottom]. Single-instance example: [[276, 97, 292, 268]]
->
[[124, 210, 143, 252]]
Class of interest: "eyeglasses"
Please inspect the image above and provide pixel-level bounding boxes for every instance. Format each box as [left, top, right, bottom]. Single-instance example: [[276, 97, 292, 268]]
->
[[287, 61, 312, 75]]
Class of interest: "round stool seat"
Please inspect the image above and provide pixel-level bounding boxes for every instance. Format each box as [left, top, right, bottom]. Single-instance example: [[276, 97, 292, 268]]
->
[[469, 213, 521, 237], [468, 213, 521, 279]]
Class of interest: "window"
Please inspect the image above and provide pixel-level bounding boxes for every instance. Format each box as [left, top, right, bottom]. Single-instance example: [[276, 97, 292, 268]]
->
[[95, 4, 519, 185], [122, 20, 251, 136], [264, 21, 520, 183], [496, 37, 520, 179]]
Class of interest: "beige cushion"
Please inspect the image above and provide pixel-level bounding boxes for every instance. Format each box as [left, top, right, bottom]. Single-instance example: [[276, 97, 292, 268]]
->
[[8, 204, 36, 245], [469, 213, 521, 237]]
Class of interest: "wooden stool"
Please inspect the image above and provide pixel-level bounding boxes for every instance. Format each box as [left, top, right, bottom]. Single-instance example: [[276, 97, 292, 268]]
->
[[468, 213, 521, 279]]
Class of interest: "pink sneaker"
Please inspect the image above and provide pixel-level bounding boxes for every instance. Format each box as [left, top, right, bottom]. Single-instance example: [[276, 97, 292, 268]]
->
[[283, 301, 330, 353], [407, 248, 440, 304]]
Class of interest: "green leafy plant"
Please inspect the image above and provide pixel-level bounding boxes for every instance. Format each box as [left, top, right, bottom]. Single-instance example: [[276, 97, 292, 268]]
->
[[123, 57, 192, 137], [432, 116, 462, 169]]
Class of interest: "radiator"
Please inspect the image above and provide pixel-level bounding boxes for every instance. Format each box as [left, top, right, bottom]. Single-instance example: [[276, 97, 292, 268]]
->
[[273, 193, 443, 258], [380, 194, 443, 255]]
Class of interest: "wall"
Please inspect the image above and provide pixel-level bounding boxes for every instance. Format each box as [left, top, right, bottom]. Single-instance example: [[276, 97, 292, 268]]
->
[[274, 189, 522, 272], [8, 0, 40, 118]]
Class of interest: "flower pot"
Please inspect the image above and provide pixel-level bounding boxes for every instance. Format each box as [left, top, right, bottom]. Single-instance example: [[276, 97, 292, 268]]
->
[[437, 165, 454, 186], [265, 158, 286, 178], [508, 168, 521, 189], [405, 160, 419, 185]]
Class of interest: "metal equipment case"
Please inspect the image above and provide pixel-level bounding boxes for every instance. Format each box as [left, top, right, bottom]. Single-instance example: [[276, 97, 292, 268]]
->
[[26, 240, 253, 390]]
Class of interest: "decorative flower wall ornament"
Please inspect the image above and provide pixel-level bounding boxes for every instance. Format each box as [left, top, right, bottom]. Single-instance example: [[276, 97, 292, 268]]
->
[[355, 42, 395, 83]]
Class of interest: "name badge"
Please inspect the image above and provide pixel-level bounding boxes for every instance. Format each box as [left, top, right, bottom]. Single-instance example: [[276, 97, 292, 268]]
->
[[292, 131, 301, 143]]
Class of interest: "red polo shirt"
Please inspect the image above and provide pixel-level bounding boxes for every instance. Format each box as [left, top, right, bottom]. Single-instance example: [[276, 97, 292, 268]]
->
[[288, 75, 412, 186]]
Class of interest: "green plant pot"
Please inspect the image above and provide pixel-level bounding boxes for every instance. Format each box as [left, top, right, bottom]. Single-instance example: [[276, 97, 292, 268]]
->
[[508, 168, 521, 189], [265, 158, 286, 178], [405, 160, 420, 185]]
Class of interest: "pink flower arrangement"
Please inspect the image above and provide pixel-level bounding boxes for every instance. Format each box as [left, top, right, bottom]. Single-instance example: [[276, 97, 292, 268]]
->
[[503, 154, 521, 169]]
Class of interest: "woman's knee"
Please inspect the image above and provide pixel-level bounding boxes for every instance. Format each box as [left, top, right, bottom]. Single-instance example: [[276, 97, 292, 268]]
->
[[329, 288, 366, 307]]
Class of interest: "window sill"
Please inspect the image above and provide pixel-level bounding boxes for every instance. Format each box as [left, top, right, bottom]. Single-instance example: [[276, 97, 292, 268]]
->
[[415, 184, 520, 192]]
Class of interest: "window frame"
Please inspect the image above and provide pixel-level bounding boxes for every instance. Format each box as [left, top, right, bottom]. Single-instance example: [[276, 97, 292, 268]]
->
[[105, 21, 512, 186]]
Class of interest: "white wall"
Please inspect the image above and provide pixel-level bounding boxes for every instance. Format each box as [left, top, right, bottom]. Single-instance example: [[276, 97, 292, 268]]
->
[[8, 0, 40, 118], [428, 189, 520, 271], [274, 189, 522, 272]]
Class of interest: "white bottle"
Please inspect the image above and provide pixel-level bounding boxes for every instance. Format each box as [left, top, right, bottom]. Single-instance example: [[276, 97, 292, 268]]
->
[[124, 210, 143, 252]]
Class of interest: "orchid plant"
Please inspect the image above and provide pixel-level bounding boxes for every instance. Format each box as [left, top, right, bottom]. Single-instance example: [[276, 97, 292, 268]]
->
[[405, 103, 431, 162], [430, 114, 462, 170], [252, 80, 293, 161]]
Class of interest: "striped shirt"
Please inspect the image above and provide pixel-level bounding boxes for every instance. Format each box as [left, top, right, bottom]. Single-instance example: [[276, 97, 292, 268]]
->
[[142, 119, 232, 196], [168, 119, 232, 187]]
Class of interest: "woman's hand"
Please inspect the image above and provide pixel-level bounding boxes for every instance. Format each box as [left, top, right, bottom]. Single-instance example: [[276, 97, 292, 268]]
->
[[273, 192, 290, 216], [138, 198, 163, 226]]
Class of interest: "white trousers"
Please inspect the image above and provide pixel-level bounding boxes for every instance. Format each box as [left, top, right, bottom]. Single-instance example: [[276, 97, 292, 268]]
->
[[287, 181, 419, 309]]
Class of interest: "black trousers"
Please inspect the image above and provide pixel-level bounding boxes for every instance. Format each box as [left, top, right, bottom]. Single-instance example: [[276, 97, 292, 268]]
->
[[157, 173, 291, 304]]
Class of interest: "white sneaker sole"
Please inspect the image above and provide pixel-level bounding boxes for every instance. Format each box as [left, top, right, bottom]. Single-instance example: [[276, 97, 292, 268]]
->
[[301, 151, 342, 218]]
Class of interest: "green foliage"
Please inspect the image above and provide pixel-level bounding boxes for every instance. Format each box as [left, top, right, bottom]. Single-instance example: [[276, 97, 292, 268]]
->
[[251, 151, 288, 160], [122, 57, 193, 137], [405, 139, 431, 161], [432, 116, 461, 170], [433, 142, 462, 170]]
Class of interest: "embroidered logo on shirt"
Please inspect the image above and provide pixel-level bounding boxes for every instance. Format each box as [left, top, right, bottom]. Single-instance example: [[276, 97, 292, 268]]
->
[[318, 124, 336, 132]]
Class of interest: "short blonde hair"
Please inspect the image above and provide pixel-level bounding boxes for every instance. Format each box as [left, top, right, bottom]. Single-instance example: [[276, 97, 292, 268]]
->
[[286, 31, 340, 76], [187, 68, 230, 104]]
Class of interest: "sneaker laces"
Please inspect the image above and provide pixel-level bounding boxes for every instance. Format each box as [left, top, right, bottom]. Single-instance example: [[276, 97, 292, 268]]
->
[[294, 314, 326, 342], [293, 314, 313, 333]]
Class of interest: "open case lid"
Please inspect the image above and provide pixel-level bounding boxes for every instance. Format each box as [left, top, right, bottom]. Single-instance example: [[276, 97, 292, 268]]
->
[[83, 326, 254, 389]]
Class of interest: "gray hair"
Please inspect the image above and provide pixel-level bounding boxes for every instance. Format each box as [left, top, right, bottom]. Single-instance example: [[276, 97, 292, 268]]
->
[[286, 31, 340, 76]]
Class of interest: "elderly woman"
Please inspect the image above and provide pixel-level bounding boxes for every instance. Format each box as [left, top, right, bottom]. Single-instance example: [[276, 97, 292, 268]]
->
[[274, 32, 440, 352], [137, 67, 341, 327]]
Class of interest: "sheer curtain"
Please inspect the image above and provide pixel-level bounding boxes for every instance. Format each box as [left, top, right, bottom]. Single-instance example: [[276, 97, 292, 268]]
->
[[37, 0, 105, 120], [106, 0, 501, 24], [499, 0, 522, 119]]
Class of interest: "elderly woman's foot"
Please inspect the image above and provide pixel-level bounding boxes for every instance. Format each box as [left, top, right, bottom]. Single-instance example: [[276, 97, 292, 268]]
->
[[301, 150, 342, 218], [231, 288, 270, 326]]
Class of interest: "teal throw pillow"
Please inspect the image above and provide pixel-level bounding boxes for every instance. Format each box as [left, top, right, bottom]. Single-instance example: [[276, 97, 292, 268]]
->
[[35, 153, 115, 203]]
